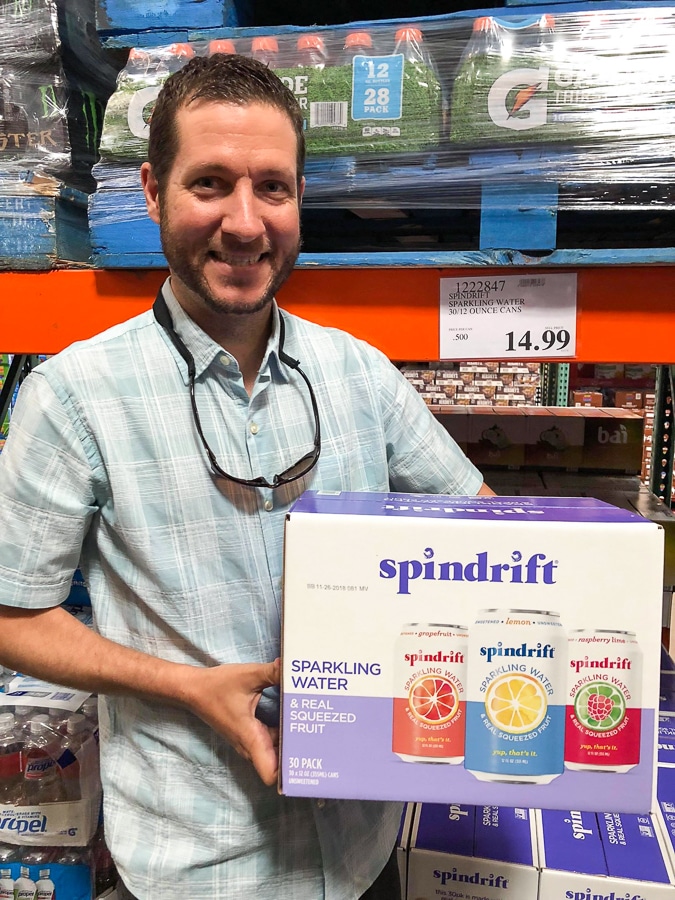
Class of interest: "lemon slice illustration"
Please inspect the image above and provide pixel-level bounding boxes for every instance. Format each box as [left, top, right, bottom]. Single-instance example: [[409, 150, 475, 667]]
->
[[485, 673, 547, 734]]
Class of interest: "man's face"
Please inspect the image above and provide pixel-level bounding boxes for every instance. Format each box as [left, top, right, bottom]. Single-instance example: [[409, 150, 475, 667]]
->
[[141, 100, 304, 321]]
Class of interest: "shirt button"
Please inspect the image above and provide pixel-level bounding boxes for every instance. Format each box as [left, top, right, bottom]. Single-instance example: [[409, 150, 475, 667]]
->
[[264, 500, 273, 512], [316, 799, 326, 809], [250, 423, 259, 435], [219, 354, 230, 366]]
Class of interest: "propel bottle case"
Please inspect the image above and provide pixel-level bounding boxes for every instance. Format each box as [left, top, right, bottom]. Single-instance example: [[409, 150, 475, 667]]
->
[[280, 491, 664, 812]]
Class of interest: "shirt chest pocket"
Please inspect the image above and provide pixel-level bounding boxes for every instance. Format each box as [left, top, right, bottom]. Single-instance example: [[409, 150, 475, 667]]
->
[[309, 434, 388, 493]]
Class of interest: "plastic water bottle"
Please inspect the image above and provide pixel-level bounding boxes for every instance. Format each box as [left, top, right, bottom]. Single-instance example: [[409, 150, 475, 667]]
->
[[296, 34, 328, 69], [165, 42, 195, 74], [80, 697, 98, 727], [251, 36, 281, 69], [47, 708, 68, 736], [92, 825, 117, 895], [0, 712, 22, 805], [0, 844, 19, 865], [12, 867, 36, 900], [0, 868, 12, 900], [341, 30, 374, 62], [449, 14, 557, 145], [21, 716, 66, 805], [12, 707, 35, 738], [393, 25, 433, 66], [22, 848, 56, 868], [56, 713, 88, 801], [35, 869, 55, 900]]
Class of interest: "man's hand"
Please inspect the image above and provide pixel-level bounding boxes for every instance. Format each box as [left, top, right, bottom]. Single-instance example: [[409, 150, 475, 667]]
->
[[191, 659, 281, 786]]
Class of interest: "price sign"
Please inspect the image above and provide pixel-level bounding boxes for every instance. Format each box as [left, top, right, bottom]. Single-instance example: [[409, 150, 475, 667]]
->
[[439, 273, 577, 359]]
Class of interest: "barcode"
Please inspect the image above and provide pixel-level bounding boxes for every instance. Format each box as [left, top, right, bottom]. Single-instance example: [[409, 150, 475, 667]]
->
[[309, 102, 348, 128], [518, 277, 545, 287], [638, 824, 653, 837]]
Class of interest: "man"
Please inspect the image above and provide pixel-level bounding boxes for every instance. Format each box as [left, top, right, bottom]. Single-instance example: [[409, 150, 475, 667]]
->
[[0, 54, 492, 898]]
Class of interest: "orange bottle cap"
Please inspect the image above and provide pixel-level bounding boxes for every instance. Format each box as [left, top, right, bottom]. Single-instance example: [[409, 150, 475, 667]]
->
[[344, 31, 373, 49], [297, 34, 325, 52], [168, 43, 195, 58], [472, 16, 493, 32], [395, 26, 423, 42], [252, 36, 279, 52], [208, 39, 236, 55]]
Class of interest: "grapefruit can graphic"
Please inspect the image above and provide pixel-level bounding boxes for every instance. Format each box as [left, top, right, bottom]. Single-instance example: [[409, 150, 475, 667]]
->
[[564, 629, 642, 773], [465, 608, 567, 784], [392, 623, 468, 764]]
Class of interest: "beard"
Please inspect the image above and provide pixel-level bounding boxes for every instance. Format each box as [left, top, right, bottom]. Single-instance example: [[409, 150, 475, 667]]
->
[[159, 209, 301, 316]]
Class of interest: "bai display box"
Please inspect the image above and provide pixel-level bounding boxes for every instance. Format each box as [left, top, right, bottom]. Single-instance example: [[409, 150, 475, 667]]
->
[[280, 491, 664, 812], [406, 802, 539, 900]]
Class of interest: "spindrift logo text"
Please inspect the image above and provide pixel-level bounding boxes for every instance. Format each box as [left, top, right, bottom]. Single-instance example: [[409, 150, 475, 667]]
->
[[434, 869, 509, 888], [379, 548, 557, 595]]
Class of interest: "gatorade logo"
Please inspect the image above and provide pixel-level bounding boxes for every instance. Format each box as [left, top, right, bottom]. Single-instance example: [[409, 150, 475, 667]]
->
[[487, 67, 549, 131], [127, 86, 161, 139]]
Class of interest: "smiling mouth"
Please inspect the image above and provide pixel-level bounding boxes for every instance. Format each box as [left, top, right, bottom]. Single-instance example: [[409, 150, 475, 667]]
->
[[209, 250, 267, 267]]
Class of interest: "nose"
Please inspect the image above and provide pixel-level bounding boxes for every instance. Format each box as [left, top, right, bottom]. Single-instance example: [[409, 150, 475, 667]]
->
[[220, 181, 266, 243]]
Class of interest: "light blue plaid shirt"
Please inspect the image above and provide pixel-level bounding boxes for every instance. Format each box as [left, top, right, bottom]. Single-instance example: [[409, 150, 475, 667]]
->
[[0, 282, 482, 899]]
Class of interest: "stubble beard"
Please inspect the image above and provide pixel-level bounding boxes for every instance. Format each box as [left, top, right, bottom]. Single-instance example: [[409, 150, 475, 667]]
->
[[159, 212, 302, 316]]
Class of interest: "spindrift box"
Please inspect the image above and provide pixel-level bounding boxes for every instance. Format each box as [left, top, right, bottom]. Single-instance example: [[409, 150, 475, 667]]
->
[[537, 807, 675, 899], [280, 492, 663, 811], [406, 802, 539, 900]]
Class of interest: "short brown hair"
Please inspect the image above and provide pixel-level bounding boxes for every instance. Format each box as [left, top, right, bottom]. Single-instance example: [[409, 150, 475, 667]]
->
[[147, 53, 306, 192]]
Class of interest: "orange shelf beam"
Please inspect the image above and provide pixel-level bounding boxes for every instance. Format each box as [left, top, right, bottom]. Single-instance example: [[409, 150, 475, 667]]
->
[[2, 265, 674, 362]]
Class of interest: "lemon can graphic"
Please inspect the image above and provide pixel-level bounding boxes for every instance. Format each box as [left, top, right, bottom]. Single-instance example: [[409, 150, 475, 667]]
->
[[465, 609, 567, 783], [392, 623, 468, 764], [564, 629, 642, 773]]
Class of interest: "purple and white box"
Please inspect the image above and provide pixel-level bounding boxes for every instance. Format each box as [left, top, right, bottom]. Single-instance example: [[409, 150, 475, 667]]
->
[[538, 807, 675, 899], [280, 491, 663, 811], [406, 803, 538, 900]]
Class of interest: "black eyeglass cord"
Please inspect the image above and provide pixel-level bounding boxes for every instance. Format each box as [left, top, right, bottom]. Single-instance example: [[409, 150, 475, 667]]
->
[[152, 288, 321, 489]]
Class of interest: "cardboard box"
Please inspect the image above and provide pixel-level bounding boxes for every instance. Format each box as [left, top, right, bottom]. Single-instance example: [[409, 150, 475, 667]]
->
[[538, 808, 675, 899], [613, 390, 645, 410], [281, 491, 663, 812], [524, 409, 584, 469], [582, 410, 644, 473], [397, 802, 415, 894], [572, 391, 604, 407], [655, 766, 675, 871], [406, 803, 539, 900], [466, 408, 526, 467]]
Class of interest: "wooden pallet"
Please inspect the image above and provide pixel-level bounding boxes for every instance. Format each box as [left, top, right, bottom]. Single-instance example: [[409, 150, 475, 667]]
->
[[0, 177, 91, 271]]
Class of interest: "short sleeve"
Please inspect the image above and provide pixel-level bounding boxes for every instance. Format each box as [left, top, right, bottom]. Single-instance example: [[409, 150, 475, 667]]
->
[[376, 356, 484, 495], [0, 371, 97, 608]]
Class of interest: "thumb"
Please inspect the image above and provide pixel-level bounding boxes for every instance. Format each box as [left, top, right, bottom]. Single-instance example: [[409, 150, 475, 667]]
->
[[245, 717, 279, 786]]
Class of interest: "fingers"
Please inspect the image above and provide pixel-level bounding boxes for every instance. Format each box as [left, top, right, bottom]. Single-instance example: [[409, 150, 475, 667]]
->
[[193, 659, 282, 786]]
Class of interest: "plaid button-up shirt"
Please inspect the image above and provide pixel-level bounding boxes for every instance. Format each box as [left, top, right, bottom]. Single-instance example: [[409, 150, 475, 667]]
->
[[0, 282, 482, 899]]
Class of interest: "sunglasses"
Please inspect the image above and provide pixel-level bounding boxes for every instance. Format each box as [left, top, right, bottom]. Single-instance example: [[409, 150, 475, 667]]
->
[[153, 290, 321, 489]]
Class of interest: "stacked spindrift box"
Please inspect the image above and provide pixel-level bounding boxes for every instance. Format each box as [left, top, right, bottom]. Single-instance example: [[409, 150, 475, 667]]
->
[[0, 0, 120, 269], [89, 7, 675, 263]]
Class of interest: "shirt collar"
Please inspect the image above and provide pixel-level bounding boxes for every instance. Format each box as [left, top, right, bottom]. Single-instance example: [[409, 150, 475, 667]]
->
[[158, 279, 289, 385]]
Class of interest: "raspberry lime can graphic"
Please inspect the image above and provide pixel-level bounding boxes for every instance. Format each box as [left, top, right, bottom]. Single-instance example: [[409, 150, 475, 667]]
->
[[392, 623, 468, 763], [464, 609, 567, 783], [564, 629, 642, 773]]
